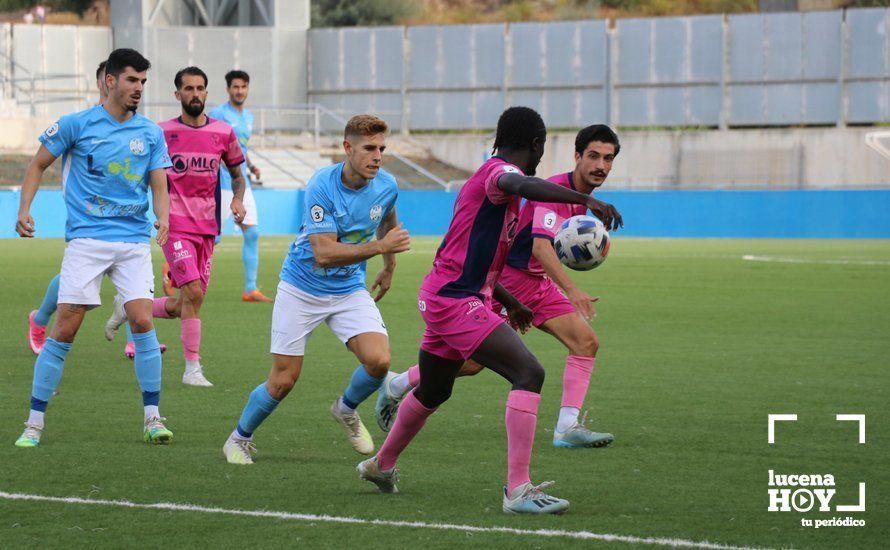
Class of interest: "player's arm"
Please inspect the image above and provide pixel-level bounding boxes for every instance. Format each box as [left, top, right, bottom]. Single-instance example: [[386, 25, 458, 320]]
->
[[16, 145, 57, 237], [226, 164, 247, 224], [497, 173, 623, 231], [532, 237, 598, 320], [309, 224, 410, 269], [370, 208, 400, 302], [493, 283, 533, 334], [245, 153, 261, 180], [149, 168, 170, 246]]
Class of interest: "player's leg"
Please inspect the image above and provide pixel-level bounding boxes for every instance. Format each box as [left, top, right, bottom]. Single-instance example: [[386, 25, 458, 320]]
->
[[375, 359, 482, 432], [179, 279, 210, 386], [223, 281, 322, 464], [111, 242, 172, 444], [223, 354, 302, 465], [120, 308, 168, 359], [240, 187, 271, 302], [124, 300, 170, 443], [470, 325, 569, 514], [16, 304, 87, 447], [360, 350, 464, 493], [328, 291, 390, 454], [538, 312, 612, 448], [16, 239, 106, 447], [28, 274, 60, 354]]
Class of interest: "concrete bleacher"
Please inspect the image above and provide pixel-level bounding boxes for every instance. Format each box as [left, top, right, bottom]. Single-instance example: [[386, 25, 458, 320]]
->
[[248, 148, 332, 188]]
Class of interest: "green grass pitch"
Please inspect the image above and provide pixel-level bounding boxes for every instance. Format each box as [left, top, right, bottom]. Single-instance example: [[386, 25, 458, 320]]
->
[[0, 236, 887, 549]]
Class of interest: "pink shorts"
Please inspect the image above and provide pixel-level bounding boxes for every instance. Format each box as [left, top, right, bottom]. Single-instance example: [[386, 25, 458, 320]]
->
[[491, 266, 576, 327], [161, 231, 215, 293], [418, 289, 507, 361]]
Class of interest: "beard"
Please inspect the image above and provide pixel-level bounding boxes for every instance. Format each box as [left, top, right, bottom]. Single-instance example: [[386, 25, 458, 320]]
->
[[183, 99, 205, 117]]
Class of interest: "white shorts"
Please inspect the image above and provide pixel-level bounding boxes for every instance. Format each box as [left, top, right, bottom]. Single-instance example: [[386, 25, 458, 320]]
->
[[270, 280, 388, 356], [221, 186, 258, 226], [58, 238, 154, 307]]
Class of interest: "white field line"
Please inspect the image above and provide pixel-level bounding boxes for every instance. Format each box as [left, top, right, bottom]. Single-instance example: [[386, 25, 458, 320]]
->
[[0, 491, 767, 550], [741, 255, 890, 266]]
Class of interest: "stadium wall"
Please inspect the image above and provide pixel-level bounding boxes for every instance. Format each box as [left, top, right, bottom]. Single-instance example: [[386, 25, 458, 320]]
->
[[308, 8, 890, 131], [3, 188, 889, 239], [409, 127, 890, 189]]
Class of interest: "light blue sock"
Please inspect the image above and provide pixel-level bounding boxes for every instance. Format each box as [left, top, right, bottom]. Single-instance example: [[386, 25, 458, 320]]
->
[[125, 322, 134, 344], [34, 274, 60, 326], [236, 383, 280, 438], [342, 365, 385, 409], [132, 330, 162, 404], [242, 225, 260, 292], [31, 338, 71, 402]]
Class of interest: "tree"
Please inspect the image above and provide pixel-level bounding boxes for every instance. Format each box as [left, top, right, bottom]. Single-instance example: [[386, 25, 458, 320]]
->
[[311, 0, 415, 27]]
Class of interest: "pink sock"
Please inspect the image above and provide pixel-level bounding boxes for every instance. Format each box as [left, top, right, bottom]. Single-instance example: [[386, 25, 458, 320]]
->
[[407, 365, 420, 387], [377, 390, 436, 471], [180, 318, 201, 362], [152, 297, 172, 319], [561, 356, 595, 409], [505, 390, 541, 493]]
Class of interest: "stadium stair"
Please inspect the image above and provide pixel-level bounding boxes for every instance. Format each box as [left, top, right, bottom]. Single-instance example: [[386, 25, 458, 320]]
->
[[249, 148, 332, 188]]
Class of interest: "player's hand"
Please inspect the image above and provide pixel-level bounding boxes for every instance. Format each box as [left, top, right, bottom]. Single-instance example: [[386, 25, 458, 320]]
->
[[370, 267, 395, 302], [16, 210, 35, 238], [250, 164, 261, 180], [231, 197, 246, 224], [506, 302, 534, 334], [379, 223, 411, 254], [154, 219, 169, 246], [567, 287, 599, 320], [586, 197, 623, 231]]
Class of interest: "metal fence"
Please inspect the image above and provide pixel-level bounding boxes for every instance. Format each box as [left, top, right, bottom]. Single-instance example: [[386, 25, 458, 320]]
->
[[308, 8, 890, 131], [0, 23, 110, 116]]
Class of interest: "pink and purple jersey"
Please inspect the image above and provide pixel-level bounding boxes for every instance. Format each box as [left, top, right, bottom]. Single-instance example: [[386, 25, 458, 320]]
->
[[421, 157, 524, 300], [506, 171, 587, 277], [160, 117, 244, 236]]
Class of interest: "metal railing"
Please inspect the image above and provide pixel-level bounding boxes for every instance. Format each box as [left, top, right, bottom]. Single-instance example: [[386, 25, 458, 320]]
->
[[0, 50, 92, 116], [142, 102, 449, 189]]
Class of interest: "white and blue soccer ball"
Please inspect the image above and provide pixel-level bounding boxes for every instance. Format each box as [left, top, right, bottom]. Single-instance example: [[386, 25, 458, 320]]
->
[[553, 215, 611, 271]]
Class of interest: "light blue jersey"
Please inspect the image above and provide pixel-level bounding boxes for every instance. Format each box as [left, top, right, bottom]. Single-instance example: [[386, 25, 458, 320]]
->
[[209, 101, 253, 190], [280, 163, 399, 296], [39, 105, 171, 243]]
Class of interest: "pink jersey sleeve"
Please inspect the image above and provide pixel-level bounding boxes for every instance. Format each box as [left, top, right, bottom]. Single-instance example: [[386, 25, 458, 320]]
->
[[484, 162, 523, 205], [530, 203, 562, 241], [222, 127, 245, 167]]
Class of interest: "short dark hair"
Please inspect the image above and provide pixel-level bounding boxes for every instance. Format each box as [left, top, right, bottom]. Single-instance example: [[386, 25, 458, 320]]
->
[[575, 124, 620, 157], [492, 106, 546, 154], [104, 48, 150, 78], [225, 70, 250, 87], [174, 66, 208, 89], [95, 60, 106, 80]]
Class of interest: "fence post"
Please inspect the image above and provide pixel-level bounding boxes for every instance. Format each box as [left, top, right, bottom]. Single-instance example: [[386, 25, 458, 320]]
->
[[401, 25, 410, 136], [837, 10, 847, 128], [719, 14, 729, 130], [607, 22, 618, 128], [605, 21, 613, 127], [503, 22, 512, 109], [314, 106, 320, 147]]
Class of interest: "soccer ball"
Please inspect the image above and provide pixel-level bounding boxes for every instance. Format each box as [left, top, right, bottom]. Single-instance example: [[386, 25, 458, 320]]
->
[[553, 215, 611, 271]]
